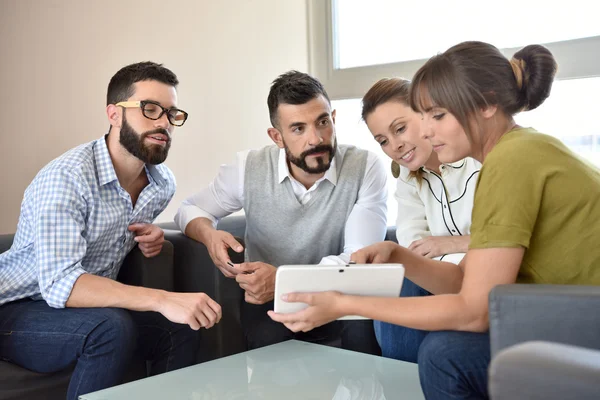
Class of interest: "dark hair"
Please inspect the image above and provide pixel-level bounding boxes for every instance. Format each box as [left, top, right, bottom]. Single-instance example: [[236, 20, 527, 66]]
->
[[410, 41, 557, 141], [267, 70, 330, 128], [106, 61, 179, 106]]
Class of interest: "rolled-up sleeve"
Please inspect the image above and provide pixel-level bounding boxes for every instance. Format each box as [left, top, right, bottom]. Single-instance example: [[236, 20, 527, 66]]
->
[[33, 170, 89, 308]]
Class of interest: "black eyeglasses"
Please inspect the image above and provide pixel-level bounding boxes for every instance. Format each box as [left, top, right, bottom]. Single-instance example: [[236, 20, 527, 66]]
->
[[116, 100, 188, 127]]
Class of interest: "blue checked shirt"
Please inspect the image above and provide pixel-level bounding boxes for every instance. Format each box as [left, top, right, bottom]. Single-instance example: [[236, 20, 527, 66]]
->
[[0, 136, 176, 308]]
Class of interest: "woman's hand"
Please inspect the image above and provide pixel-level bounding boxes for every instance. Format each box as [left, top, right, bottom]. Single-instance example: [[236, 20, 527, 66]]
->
[[409, 235, 470, 258], [267, 291, 345, 332], [351, 241, 402, 264]]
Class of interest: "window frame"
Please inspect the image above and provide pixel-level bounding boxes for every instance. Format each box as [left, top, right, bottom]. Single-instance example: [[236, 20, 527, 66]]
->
[[308, 0, 600, 101]]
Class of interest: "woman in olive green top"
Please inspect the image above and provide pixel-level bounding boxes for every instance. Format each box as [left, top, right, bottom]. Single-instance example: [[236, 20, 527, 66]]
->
[[269, 41, 600, 399]]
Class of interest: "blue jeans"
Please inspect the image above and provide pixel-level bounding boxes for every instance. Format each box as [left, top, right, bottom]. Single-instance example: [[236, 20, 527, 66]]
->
[[374, 279, 491, 399], [0, 299, 199, 400], [418, 331, 490, 399], [374, 278, 431, 362]]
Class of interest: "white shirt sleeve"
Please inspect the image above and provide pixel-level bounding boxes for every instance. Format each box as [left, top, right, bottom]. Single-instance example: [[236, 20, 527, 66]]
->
[[439, 252, 466, 264], [319, 152, 388, 265], [394, 174, 431, 248], [174, 150, 250, 233]]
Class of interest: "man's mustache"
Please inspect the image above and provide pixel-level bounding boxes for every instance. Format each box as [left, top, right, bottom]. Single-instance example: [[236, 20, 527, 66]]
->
[[301, 144, 333, 158], [142, 129, 171, 143]]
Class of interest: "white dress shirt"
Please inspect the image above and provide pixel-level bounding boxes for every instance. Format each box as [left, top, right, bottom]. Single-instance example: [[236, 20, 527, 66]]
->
[[395, 158, 481, 264], [175, 147, 388, 265]]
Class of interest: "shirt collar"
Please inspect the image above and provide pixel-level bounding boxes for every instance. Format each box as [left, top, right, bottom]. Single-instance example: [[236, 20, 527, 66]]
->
[[145, 165, 167, 187], [422, 159, 466, 174], [94, 136, 118, 186], [94, 135, 168, 187], [277, 147, 338, 186], [445, 159, 466, 169]]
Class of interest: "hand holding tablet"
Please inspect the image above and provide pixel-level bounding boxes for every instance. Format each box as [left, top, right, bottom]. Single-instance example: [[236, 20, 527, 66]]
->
[[273, 264, 405, 320]]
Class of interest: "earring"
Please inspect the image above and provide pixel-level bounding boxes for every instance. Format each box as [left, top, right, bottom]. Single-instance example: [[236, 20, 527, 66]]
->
[[391, 161, 400, 178]]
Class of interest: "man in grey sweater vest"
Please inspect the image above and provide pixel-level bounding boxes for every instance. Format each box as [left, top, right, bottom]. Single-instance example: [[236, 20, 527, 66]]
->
[[175, 71, 388, 354]]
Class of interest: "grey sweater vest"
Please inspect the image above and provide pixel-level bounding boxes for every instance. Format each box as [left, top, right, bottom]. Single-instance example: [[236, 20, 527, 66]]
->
[[243, 144, 368, 266]]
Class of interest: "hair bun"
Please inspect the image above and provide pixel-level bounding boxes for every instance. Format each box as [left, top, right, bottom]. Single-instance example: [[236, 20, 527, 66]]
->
[[512, 45, 558, 111]]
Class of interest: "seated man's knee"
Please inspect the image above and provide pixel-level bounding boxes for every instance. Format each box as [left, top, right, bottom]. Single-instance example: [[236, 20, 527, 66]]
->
[[342, 320, 380, 355], [241, 302, 294, 349], [168, 319, 200, 351], [85, 308, 137, 360], [245, 320, 292, 349]]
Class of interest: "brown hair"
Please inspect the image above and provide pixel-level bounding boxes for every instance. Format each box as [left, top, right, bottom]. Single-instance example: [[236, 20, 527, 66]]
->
[[362, 78, 410, 120], [362, 77, 423, 182], [410, 41, 558, 143]]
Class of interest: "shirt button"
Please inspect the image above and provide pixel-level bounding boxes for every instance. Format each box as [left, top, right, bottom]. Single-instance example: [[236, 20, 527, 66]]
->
[[444, 205, 447, 209], [452, 229, 456, 233]]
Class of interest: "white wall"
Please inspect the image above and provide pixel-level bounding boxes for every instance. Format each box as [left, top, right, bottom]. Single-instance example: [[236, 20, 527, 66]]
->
[[0, 0, 309, 234]]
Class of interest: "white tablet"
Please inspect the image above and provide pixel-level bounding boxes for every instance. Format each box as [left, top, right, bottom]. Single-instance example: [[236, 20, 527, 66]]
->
[[274, 264, 405, 320]]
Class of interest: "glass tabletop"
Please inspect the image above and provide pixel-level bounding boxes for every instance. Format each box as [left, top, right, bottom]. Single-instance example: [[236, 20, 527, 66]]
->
[[80, 340, 424, 400]]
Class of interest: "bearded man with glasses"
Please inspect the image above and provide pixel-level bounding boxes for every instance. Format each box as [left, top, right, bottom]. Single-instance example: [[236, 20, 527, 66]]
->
[[0, 61, 220, 400]]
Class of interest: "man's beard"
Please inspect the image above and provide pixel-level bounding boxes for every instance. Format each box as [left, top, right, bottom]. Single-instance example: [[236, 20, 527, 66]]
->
[[285, 139, 337, 174], [119, 113, 171, 165]]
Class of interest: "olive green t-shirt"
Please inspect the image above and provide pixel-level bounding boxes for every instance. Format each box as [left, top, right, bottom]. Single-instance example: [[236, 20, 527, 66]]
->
[[469, 127, 600, 285]]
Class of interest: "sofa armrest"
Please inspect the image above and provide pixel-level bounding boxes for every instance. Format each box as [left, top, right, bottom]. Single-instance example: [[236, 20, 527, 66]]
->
[[489, 284, 600, 357], [163, 229, 245, 362], [0, 234, 14, 254], [117, 240, 174, 292], [488, 341, 600, 400], [215, 215, 246, 239]]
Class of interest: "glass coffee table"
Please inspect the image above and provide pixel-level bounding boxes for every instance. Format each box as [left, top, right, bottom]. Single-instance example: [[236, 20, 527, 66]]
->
[[80, 340, 424, 399]]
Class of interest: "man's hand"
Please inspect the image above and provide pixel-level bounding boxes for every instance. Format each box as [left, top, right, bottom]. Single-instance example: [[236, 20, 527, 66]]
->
[[156, 291, 222, 330], [235, 262, 277, 304], [351, 241, 401, 264], [205, 230, 244, 278], [408, 236, 470, 258], [128, 223, 164, 258]]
